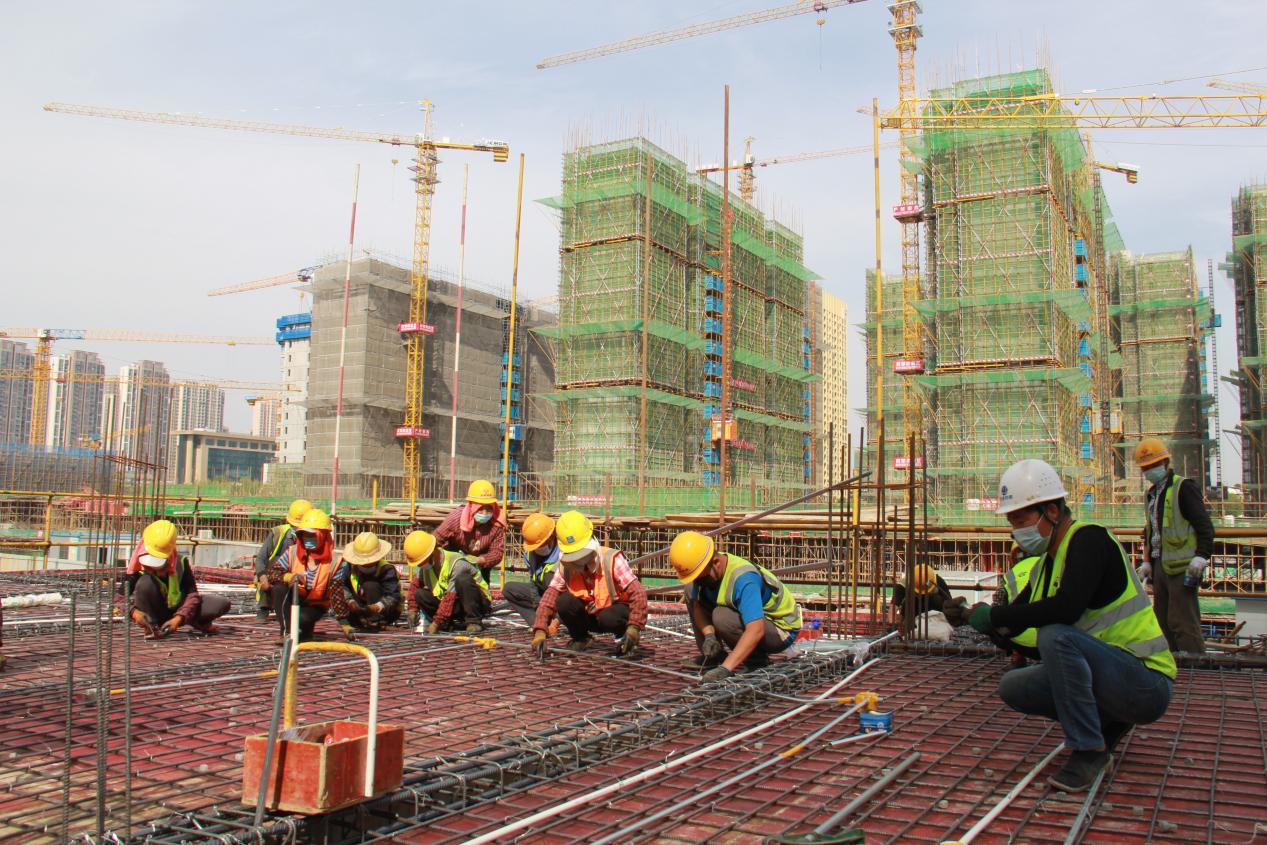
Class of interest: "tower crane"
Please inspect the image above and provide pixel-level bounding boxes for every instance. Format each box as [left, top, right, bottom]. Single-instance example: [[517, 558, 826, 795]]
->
[[208, 267, 317, 297], [1208, 78, 1267, 95], [0, 327, 272, 446], [698, 139, 901, 201], [44, 101, 510, 506]]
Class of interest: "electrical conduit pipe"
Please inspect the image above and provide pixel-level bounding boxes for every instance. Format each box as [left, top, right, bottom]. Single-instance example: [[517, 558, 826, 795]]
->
[[940, 742, 1065, 845], [460, 657, 883, 845]]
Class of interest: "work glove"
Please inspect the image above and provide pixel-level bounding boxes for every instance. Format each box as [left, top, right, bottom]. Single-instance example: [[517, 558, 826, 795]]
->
[[941, 596, 969, 627], [1187, 556, 1208, 580], [425, 622, 440, 635], [701, 665, 733, 684], [368, 602, 384, 614], [967, 603, 993, 634], [282, 572, 296, 585], [700, 633, 723, 662], [1136, 561, 1153, 582], [617, 625, 641, 656], [131, 609, 158, 636], [339, 622, 357, 641], [158, 615, 183, 637], [531, 629, 549, 660], [408, 609, 421, 629]]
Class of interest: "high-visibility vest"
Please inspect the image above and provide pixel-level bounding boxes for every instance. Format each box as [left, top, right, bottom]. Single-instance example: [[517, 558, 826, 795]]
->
[[267, 524, 294, 562], [289, 552, 336, 607], [565, 547, 621, 615], [148, 557, 185, 609], [431, 550, 490, 600], [1032, 521, 1177, 679], [716, 554, 803, 634], [1003, 556, 1040, 649], [349, 562, 391, 597], [1144, 474, 1198, 575], [527, 545, 560, 592]]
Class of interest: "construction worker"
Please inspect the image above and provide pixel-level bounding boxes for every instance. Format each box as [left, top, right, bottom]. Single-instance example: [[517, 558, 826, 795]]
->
[[252, 498, 311, 621], [265, 508, 341, 642], [530, 511, 646, 657], [334, 531, 401, 634], [252, 498, 312, 621], [434, 480, 506, 587], [502, 513, 561, 626], [948, 545, 1041, 663], [126, 519, 230, 637], [1135, 437, 1214, 654], [890, 564, 952, 628], [669, 530, 802, 682], [966, 459, 1175, 792], [406, 529, 491, 634]]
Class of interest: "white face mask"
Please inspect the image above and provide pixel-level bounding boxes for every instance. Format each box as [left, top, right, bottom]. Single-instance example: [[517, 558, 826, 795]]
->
[[1011, 515, 1051, 556], [1143, 466, 1168, 487]]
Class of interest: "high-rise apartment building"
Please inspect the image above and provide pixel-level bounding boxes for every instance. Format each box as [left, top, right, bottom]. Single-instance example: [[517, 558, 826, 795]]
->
[[167, 382, 225, 481], [45, 350, 105, 449], [0, 340, 34, 445], [276, 312, 311, 464], [250, 397, 282, 441], [812, 287, 848, 481], [111, 360, 172, 463]]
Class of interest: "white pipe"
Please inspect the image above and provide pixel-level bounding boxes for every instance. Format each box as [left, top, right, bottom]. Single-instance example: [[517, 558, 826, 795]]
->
[[462, 658, 882, 845], [644, 623, 694, 639], [941, 743, 1065, 845], [829, 728, 888, 747], [363, 649, 379, 797], [447, 164, 469, 504], [1, 592, 63, 608]]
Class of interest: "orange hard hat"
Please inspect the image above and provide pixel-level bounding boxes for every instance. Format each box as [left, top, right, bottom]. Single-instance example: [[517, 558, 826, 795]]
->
[[1134, 438, 1170, 468], [521, 513, 556, 552]]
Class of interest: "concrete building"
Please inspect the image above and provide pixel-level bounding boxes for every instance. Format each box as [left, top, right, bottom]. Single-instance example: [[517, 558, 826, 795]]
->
[[45, 350, 105, 450], [303, 257, 555, 502], [0, 340, 34, 445], [812, 286, 848, 482], [276, 312, 311, 464], [250, 396, 282, 441], [110, 361, 171, 463], [171, 430, 276, 484], [167, 382, 225, 481]]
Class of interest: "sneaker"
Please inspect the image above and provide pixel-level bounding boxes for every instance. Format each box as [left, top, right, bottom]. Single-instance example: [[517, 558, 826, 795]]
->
[[1101, 721, 1133, 755], [1049, 749, 1111, 792], [565, 637, 592, 652], [466, 621, 486, 634]]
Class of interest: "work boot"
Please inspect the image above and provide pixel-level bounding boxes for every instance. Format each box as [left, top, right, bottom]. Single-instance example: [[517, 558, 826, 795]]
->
[[466, 621, 485, 634], [564, 636, 592, 652], [1102, 721, 1133, 755], [255, 606, 271, 622], [680, 652, 723, 670], [1048, 749, 1111, 792]]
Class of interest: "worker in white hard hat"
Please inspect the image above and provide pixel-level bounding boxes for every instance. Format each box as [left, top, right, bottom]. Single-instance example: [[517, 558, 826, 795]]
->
[[963, 459, 1175, 793], [1134, 438, 1213, 654]]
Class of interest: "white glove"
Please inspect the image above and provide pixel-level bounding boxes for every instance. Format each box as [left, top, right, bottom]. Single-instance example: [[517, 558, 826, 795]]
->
[[1187, 556, 1208, 579], [1136, 561, 1152, 581]]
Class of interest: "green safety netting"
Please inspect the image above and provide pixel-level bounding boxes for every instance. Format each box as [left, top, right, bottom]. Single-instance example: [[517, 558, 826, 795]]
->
[[539, 385, 703, 410], [1116, 392, 1214, 406], [538, 180, 706, 225], [733, 407, 811, 432], [914, 366, 1092, 393], [533, 318, 705, 350], [733, 347, 816, 382], [913, 289, 1091, 322], [1110, 295, 1201, 315]]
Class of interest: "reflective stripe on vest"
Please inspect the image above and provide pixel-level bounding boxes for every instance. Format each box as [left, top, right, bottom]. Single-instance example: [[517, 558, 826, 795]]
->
[[349, 562, 389, 597], [1003, 556, 1040, 649], [150, 557, 185, 609], [717, 554, 803, 633], [527, 545, 560, 592], [432, 550, 490, 600], [290, 554, 335, 606], [1145, 475, 1197, 575], [1035, 521, 1177, 679], [268, 524, 293, 562], [565, 547, 619, 614]]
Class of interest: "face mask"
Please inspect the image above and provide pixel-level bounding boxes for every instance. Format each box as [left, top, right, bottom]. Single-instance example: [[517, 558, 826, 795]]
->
[[1011, 521, 1050, 556], [1143, 466, 1168, 487], [300, 533, 319, 551], [474, 509, 493, 525]]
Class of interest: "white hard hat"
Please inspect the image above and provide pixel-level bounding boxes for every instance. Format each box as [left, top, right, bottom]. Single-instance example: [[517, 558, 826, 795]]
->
[[995, 459, 1069, 515]]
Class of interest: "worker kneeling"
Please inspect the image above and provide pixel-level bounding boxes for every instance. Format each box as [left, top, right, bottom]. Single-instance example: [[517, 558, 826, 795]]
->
[[266, 508, 339, 642], [334, 531, 402, 634], [970, 460, 1175, 792], [670, 531, 802, 683], [530, 511, 646, 657], [406, 530, 491, 634], [128, 520, 230, 638]]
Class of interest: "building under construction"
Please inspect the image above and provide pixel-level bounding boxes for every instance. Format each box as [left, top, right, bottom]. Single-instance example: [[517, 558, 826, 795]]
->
[[541, 137, 818, 515], [1233, 183, 1267, 510], [867, 69, 1211, 518], [302, 257, 555, 503]]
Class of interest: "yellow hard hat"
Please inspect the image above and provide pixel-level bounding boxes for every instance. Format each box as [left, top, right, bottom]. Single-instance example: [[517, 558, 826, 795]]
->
[[286, 498, 313, 528], [521, 512, 556, 552], [556, 510, 594, 555], [343, 531, 391, 566], [142, 519, 178, 558], [466, 479, 497, 505], [403, 530, 437, 565], [298, 508, 332, 533], [669, 531, 715, 583], [1134, 437, 1170, 468], [911, 564, 937, 596]]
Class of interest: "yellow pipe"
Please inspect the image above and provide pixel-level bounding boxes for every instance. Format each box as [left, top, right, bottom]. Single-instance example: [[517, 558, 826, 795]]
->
[[283, 641, 374, 728]]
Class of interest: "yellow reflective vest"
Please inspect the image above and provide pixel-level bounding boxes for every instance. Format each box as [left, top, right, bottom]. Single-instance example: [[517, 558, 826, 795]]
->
[[716, 554, 803, 634]]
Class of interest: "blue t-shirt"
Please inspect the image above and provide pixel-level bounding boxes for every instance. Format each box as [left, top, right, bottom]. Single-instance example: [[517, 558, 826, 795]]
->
[[691, 570, 770, 626]]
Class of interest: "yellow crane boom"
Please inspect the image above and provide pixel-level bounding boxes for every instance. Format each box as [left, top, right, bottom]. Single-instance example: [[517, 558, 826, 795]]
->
[[698, 139, 902, 201], [208, 268, 316, 297], [1207, 78, 1267, 95], [881, 93, 1267, 130], [45, 100, 510, 506]]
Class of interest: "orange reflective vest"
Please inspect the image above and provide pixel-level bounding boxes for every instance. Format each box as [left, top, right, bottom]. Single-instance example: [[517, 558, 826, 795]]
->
[[291, 554, 336, 606], [565, 547, 620, 615]]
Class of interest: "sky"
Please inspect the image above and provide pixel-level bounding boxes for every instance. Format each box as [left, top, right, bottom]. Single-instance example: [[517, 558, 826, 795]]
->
[[4, 1, 1267, 483]]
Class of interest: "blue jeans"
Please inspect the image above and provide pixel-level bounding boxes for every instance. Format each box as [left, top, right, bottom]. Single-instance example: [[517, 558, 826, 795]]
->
[[997, 624, 1173, 751]]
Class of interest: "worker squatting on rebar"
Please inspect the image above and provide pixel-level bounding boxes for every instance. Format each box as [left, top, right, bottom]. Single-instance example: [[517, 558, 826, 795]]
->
[[126, 520, 230, 639], [529, 511, 647, 658], [405, 528, 492, 635], [333, 531, 402, 636], [264, 508, 342, 642], [668, 530, 804, 683], [501, 512, 561, 630], [432, 479, 507, 588], [252, 498, 312, 622], [943, 458, 1176, 793]]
